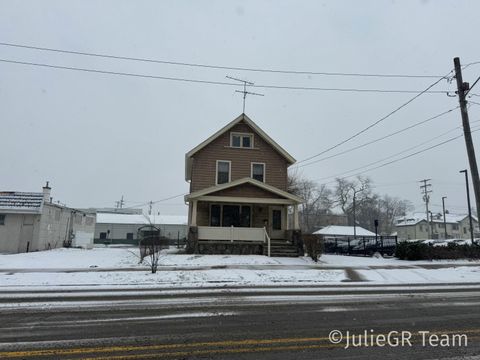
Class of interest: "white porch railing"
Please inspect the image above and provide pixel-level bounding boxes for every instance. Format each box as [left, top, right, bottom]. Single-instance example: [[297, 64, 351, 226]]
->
[[264, 227, 271, 257], [198, 226, 265, 242]]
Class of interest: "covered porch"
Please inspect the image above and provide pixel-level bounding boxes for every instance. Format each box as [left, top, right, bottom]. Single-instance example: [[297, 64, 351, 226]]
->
[[185, 178, 303, 256]]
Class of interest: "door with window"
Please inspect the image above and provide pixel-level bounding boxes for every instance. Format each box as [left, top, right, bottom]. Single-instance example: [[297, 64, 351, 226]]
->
[[269, 206, 284, 239]]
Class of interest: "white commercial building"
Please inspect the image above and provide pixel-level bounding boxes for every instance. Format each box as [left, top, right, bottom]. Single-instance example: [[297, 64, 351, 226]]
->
[[0, 183, 96, 254]]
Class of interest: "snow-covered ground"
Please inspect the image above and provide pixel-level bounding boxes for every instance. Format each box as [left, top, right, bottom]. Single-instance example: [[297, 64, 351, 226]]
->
[[0, 247, 477, 269], [0, 247, 478, 288]]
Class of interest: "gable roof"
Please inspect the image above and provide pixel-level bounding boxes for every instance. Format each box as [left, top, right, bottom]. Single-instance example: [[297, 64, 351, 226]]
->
[[185, 113, 296, 181], [395, 212, 478, 227], [0, 192, 44, 214], [313, 225, 376, 237], [185, 177, 303, 204]]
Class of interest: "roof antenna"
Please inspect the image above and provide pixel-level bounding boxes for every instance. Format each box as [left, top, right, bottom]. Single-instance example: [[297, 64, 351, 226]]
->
[[226, 76, 264, 113]]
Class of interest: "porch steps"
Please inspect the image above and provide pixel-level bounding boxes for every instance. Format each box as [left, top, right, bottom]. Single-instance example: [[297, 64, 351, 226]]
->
[[265, 239, 299, 257]]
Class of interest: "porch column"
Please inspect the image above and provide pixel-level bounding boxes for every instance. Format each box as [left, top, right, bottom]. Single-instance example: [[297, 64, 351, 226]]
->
[[293, 204, 300, 230], [284, 205, 289, 230], [191, 200, 198, 226]]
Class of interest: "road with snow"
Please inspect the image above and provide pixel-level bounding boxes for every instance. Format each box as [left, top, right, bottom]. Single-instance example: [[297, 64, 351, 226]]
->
[[0, 283, 479, 359]]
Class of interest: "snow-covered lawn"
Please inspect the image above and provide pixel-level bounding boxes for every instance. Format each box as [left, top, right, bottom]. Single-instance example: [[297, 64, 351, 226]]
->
[[0, 269, 347, 288], [0, 247, 477, 270], [0, 247, 479, 288]]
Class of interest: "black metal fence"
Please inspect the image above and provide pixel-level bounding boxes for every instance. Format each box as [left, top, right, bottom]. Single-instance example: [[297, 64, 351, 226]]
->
[[324, 236, 398, 256]]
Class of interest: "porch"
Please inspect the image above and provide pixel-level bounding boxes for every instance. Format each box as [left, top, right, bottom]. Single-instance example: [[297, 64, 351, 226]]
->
[[185, 178, 304, 256]]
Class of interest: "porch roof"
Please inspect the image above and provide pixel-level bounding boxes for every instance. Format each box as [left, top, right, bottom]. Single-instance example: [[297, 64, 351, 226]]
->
[[185, 177, 303, 205]]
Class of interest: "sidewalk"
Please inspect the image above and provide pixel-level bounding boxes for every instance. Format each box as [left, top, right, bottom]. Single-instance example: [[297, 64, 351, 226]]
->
[[1, 262, 479, 273]]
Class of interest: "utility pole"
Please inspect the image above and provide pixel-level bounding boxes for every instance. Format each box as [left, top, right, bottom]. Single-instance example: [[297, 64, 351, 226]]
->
[[420, 179, 432, 238], [460, 169, 475, 244], [148, 201, 153, 215], [454, 57, 480, 232], [119, 195, 124, 209], [442, 196, 447, 240]]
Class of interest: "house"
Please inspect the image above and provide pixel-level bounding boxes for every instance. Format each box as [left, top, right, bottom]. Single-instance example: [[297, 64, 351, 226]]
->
[[0, 183, 96, 254], [313, 225, 376, 239], [395, 212, 479, 240], [94, 213, 188, 245], [184, 113, 304, 256]]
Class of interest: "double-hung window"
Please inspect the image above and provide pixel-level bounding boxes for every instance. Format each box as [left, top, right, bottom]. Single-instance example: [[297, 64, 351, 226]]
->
[[251, 163, 265, 182], [216, 160, 231, 184], [231, 133, 253, 148]]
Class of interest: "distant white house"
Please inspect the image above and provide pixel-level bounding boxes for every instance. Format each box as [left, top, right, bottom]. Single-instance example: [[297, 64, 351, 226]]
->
[[0, 183, 96, 254], [313, 225, 376, 238], [395, 212, 478, 240], [94, 213, 188, 245]]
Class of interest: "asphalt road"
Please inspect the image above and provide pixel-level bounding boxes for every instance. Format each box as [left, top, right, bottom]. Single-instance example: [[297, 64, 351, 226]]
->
[[0, 283, 479, 359]]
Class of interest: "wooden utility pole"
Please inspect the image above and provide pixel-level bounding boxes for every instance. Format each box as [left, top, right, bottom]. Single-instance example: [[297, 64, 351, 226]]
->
[[420, 179, 432, 238], [454, 57, 480, 234], [460, 169, 475, 244], [442, 196, 447, 239]]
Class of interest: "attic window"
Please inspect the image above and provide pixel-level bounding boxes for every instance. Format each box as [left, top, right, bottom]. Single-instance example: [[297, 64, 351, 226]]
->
[[231, 133, 253, 148]]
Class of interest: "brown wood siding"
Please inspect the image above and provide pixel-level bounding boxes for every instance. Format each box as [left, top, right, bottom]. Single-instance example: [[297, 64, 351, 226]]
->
[[190, 121, 289, 192], [210, 183, 284, 199]]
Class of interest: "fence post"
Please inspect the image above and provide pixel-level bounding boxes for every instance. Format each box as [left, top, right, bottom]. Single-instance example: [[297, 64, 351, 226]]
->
[[335, 238, 338, 254], [347, 238, 351, 255], [381, 236, 384, 254], [363, 237, 366, 256]]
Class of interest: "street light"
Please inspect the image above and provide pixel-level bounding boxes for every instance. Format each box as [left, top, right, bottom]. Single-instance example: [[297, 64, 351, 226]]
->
[[352, 187, 365, 239], [460, 169, 474, 244]]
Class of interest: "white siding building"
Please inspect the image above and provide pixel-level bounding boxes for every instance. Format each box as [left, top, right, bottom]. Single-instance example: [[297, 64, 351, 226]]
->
[[395, 213, 478, 240], [0, 183, 96, 254], [94, 213, 188, 245]]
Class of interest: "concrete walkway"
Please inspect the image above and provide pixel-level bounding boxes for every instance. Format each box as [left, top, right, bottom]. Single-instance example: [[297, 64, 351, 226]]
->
[[0, 262, 478, 273]]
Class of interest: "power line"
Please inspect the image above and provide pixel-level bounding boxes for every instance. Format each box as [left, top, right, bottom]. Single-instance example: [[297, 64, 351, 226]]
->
[[0, 58, 453, 95], [295, 70, 454, 165], [122, 193, 187, 210], [0, 41, 447, 79], [294, 106, 458, 169], [317, 127, 472, 184]]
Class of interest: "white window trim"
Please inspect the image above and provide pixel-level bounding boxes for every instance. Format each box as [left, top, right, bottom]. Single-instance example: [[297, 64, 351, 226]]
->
[[216, 160, 231, 185], [251, 162, 266, 183], [230, 132, 254, 148]]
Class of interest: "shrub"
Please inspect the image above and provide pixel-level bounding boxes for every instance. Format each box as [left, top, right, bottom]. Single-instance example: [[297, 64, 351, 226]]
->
[[396, 241, 480, 260]]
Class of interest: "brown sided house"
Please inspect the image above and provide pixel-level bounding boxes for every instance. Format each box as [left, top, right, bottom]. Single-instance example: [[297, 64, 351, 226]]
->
[[185, 113, 303, 256]]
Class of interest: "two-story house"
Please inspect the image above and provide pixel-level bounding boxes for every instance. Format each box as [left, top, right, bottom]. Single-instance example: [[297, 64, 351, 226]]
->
[[184, 114, 303, 256], [395, 212, 479, 240]]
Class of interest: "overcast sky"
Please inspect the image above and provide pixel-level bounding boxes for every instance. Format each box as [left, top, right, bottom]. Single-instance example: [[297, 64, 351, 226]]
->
[[1, 0, 480, 216]]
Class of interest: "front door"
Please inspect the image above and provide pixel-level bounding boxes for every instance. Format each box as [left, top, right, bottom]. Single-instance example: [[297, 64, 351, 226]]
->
[[269, 206, 284, 239]]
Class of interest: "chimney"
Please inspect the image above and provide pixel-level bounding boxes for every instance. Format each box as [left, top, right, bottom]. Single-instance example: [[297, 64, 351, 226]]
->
[[42, 181, 51, 203]]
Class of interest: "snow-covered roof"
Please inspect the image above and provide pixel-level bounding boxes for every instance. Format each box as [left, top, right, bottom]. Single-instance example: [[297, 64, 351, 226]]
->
[[0, 192, 44, 214], [313, 225, 376, 237], [396, 212, 476, 227], [96, 213, 188, 225]]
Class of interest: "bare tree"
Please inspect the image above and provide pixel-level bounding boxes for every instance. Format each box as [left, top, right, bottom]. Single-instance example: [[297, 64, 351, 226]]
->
[[138, 215, 168, 273], [288, 171, 333, 233]]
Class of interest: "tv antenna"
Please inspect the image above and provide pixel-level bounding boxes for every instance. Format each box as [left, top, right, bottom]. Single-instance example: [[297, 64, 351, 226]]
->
[[226, 76, 264, 113]]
